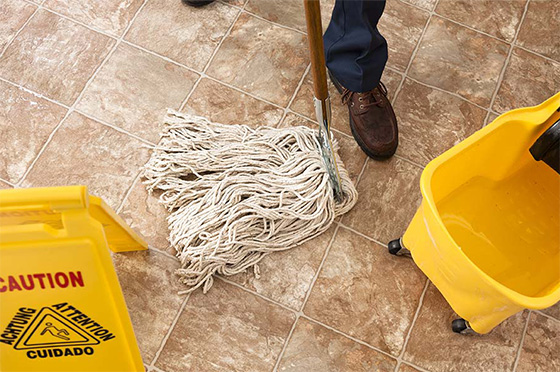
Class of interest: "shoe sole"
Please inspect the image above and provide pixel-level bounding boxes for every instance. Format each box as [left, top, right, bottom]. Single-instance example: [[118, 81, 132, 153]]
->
[[327, 70, 396, 160]]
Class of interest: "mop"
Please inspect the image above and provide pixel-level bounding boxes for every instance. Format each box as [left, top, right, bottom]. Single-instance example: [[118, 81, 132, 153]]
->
[[142, 0, 358, 293]]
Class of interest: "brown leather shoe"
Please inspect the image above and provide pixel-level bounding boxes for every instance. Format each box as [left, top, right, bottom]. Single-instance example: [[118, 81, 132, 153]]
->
[[329, 71, 398, 159]]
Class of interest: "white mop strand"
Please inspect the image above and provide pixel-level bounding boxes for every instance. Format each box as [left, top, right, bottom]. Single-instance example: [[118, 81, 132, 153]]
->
[[143, 110, 358, 293]]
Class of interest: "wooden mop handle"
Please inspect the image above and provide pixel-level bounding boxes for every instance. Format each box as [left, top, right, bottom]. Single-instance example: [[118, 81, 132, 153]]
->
[[304, 0, 329, 101]]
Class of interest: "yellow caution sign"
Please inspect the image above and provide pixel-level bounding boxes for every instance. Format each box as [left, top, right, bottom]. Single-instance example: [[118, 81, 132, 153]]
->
[[0, 186, 147, 371]]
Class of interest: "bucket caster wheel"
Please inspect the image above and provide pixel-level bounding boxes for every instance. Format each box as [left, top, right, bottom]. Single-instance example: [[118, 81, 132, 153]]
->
[[388, 238, 411, 257], [452, 318, 473, 334]]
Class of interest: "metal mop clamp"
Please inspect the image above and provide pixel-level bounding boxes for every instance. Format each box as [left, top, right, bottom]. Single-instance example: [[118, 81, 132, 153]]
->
[[304, 0, 344, 200]]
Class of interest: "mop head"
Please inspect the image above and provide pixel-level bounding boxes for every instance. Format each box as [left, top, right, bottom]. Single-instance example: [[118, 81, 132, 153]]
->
[[143, 110, 358, 293]]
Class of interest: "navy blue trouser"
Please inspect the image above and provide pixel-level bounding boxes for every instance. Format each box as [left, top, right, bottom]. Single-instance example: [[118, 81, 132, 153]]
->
[[324, 0, 388, 93]]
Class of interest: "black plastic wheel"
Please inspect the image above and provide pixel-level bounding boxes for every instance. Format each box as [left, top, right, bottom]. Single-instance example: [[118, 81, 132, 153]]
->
[[452, 318, 469, 334], [388, 239, 402, 255]]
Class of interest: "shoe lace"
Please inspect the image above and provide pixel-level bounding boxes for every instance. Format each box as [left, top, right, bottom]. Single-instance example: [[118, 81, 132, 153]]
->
[[341, 82, 388, 108]]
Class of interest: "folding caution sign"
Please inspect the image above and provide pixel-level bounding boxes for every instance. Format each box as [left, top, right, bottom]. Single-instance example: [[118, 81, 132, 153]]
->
[[0, 186, 147, 371]]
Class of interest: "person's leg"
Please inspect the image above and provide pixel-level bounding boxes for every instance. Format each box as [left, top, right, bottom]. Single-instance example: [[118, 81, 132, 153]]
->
[[323, 0, 397, 159], [324, 0, 388, 93]]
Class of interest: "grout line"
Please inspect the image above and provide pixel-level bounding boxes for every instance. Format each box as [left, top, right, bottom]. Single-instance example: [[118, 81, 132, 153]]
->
[[0, 76, 70, 109], [278, 64, 311, 128], [338, 224, 392, 249], [272, 223, 342, 371], [116, 172, 142, 214], [149, 246, 177, 261], [240, 9, 307, 36], [179, 0, 247, 111], [148, 294, 191, 368], [14, 0, 150, 186], [120, 40, 200, 75], [304, 314, 400, 360], [484, 0, 531, 124], [402, 75, 490, 112], [205, 75, 286, 109], [272, 315, 300, 372], [397, 0, 435, 14], [534, 310, 560, 324], [122, 37, 289, 111], [74, 109, 157, 145], [33, 4, 119, 40], [297, 223, 340, 313], [394, 279, 430, 372], [512, 310, 532, 372], [353, 156, 370, 191], [515, 44, 560, 65], [164, 235, 435, 372], [7, 0, 550, 141], [0, 178, 17, 187], [393, 154, 425, 171], [433, 12, 512, 45], [392, 0, 440, 104], [217, 276, 296, 313], [14, 115, 68, 186], [0, 3, 41, 58]]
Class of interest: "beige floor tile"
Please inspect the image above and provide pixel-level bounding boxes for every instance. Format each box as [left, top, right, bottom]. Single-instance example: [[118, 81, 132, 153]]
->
[[0, 180, 11, 189], [277, 318, 397, 372], [22, 112, 150, 209], [541, 302, 560, 320], [404, 284, 527, 372], [225, 0, 246, 6], [113, 250, 185, 364], [516, 312, 560, 372], [290, 68, 351, 136], [290, 68, 402, 137], [280, 112, 316, 129], [184, 78, 284, 128], [245, 0, 334, 33], [0, 10, 115, 105], [402, 0, 437, 11], [44, 0, 144, 36], [228, 226, 334, 311], [207, 13, 308, 107], [493, 47, 560, 113], [305, 227, 427, 356], [394, 79, 486, 166], [155, 279, 295, 372], [125, 0, 239, 71], [486, 112, 500, 126], [119, 180, 173, 255], [342, 157, 422, 244], [228, 226, 335, 311], [379, 0, 430, 72], [77, 43, 198, 143], [333, 131, 367, 184], [517, 0, 560, 62], [383, 68, 405, 103], [0, 81, 67, 183], [0, 0, 36, 51], [409, 16, 509, 107], [397, 363, 422, 372], [435, 0, 527, 42]]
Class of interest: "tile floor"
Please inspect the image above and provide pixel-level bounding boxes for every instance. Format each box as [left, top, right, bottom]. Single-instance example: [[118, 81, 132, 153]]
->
[[1, 0, 559, 371]]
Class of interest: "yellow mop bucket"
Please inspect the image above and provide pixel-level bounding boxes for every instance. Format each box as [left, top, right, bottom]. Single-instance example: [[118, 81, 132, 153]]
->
[[388, 92, 560, 334], [0, 186, 147, 371]]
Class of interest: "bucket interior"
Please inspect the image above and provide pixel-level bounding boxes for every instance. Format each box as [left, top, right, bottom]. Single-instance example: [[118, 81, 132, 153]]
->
[[431, 117, 560, 298]]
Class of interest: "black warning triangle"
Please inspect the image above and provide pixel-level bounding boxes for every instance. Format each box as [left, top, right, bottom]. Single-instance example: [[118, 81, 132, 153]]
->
[[14, 307, 100, 350]]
